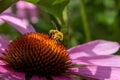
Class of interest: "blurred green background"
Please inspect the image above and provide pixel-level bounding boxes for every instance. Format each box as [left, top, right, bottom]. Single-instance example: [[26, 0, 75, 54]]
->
[[0, 0, 120, 49]]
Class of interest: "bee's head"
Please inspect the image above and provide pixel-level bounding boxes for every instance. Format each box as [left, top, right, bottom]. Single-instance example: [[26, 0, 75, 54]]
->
[[49, 30, 58, 37]]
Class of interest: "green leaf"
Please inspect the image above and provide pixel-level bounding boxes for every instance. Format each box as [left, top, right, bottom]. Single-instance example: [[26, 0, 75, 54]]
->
[[37, 0, 69, 17], [0, 0, 17, 13], [53, 0, 66, 4], [25, 0, 39, 4]]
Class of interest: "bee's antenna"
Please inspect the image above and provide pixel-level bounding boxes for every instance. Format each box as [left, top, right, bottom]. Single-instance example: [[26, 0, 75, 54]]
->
[[51, 21, 58, 30]]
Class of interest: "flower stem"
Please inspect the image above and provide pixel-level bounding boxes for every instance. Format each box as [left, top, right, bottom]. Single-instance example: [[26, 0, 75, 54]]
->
[[79, 0, 91, 41]]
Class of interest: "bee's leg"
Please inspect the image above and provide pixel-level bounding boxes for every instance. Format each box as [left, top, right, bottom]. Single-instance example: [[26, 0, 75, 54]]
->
[[55, 39, 61, 44]]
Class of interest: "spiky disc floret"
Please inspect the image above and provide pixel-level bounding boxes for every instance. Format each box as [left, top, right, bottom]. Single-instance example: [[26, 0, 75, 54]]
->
[[2, 32, 71, 77]]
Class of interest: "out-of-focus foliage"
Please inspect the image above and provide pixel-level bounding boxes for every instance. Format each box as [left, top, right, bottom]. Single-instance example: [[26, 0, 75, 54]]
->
[[0, 0, 17, 13], [37, 0, 69, 17], [0, 0, 120, 49], [26, 0, 39, 3]]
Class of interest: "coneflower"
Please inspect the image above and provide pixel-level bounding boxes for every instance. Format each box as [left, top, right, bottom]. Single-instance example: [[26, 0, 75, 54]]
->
[[0, 13, 120, 80]]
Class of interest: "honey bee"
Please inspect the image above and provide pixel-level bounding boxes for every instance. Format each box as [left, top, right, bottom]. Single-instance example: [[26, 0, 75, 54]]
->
[[49, 21, 63, 44]]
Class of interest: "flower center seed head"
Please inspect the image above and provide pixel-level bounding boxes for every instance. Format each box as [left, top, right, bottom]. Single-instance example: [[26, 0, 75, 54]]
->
[[2, 32, 71, 77]]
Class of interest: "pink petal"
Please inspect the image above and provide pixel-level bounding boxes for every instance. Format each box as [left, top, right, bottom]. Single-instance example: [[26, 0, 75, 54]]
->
[[52, 76, 79, 80], [3, 7, 12, 13], [31, 76, 46, 80], [0, 13, 36, 34], [68, 40, 119, 59], [0, 66, 8, 73], [0, 35, 10, 56], [72, 65, 120, 80], [16, 1, 27, 19], [16, 1, 38, 23], [0, 64, 25, 80], [0, 60, 6, 66], [26, 2, 38, 23], [72, 55, 120, 67]]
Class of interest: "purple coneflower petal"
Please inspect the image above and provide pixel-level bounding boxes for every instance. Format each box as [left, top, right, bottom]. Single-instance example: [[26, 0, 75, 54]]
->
[[16, 1, 38, 23], [73, 65, 120, 80], [68, 40, 119, 59], [52, 76, 79, 80], [72, 55, 120, 67], [2, 7, 12, 13], [0, 61, 25, 80], [0, 61, 6, 66], [26, 2, 38, 23], [16, 1, 27, 20], [0, 35, 10, 56], [0, 6, 12, 25], [0, 13, 35, 34]]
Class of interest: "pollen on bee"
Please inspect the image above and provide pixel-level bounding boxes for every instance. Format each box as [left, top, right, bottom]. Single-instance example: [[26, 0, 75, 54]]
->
[[49, 30, 63, 44]]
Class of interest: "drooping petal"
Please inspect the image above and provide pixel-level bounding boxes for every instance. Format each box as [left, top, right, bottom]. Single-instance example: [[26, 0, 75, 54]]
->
[[0, 35, 10, 56], [16, 1, 38, 23], [70, 68, 98, 80], [0, 60, 6, 66], [31, 76, 46, 80], [72, 55, 120, 67], [0, 61, 25, 80], [52, 76, 79, 80], [72, 65, 120, 80], [2, 7, 12, 13], [16, 1, 27, 20], [68, 40, 119, 59], [0, 13, 36, 34]]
